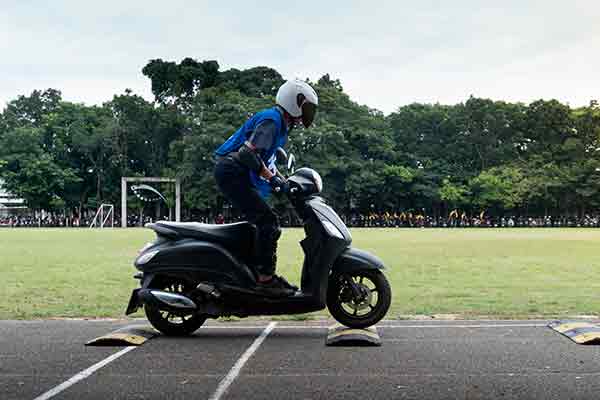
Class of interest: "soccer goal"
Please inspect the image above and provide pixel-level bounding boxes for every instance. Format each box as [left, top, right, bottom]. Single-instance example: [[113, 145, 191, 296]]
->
[[120, 177, 181, 228], [89, 204, 114, 228]]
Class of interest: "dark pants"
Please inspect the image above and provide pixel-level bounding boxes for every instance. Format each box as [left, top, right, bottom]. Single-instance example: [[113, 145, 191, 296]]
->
[[214, 156, 280, 276]]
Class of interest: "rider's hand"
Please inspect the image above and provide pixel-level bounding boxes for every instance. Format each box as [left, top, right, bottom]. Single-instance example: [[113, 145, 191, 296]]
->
[[269, 175, 290, 195]]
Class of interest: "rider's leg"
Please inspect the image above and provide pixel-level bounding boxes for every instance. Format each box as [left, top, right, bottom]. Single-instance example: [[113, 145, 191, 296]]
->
[[252, 209, 280, 280], [214, 157, 294, 291]]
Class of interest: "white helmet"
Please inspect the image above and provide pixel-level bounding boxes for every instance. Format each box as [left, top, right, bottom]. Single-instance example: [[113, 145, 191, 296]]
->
[[276, 79, 318, 128]]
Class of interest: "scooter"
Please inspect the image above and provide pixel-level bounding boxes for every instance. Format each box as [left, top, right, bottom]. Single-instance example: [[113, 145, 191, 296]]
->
[[125, 152, 392, 336]]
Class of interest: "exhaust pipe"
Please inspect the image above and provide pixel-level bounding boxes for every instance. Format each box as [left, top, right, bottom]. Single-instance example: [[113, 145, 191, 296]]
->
[[139, 289, 197, 311], [195, 282, 221, 298]]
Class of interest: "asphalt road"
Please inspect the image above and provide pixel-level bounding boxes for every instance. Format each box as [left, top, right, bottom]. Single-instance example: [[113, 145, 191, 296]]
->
[[1, 319, 600, 400]]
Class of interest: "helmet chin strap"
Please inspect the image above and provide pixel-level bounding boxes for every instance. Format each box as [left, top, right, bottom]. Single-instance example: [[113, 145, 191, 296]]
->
[[277, 103, 303, 129], [282, 110, 300, 129], [290, 99, 307, 127]]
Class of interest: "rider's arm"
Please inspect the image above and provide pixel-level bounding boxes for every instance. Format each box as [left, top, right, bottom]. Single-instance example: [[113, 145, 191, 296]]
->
[[239, 143, 274, 180], [259, 163, 275, 180], [234, 120, 277, 180], [275, 169, 285, 179]]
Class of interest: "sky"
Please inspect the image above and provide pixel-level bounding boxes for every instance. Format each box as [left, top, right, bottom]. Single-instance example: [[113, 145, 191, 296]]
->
[[1, 0, 599, 114]]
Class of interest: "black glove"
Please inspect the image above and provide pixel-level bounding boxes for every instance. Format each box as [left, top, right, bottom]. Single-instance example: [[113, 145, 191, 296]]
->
[[269, 175, 290, 195]]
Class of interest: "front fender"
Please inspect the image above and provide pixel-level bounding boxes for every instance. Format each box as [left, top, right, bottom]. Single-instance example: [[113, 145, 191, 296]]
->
[[332, 247, 386, 274]]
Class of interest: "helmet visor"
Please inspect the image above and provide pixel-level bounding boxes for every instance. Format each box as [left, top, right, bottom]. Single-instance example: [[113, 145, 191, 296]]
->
[[301, 102, 317, 128]]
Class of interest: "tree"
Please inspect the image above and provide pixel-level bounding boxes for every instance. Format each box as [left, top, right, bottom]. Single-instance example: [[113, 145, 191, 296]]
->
[[469, 167, 525, 212], [439, 178, 468, 212], [2, 89, 62, 130], [142, 58, 220, 104], [0, 127, 80, 210]]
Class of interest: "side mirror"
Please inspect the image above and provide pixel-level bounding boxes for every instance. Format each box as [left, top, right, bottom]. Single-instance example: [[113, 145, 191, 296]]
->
[[288, 154, 296, 174], [275, 147, 288, 165]]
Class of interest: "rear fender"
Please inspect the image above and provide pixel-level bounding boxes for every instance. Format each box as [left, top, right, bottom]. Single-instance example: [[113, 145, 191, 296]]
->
[[332, 247, 386, 274]]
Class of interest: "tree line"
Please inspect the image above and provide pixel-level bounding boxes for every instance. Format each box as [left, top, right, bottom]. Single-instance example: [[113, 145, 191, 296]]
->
[[1, 58, 599, 219]]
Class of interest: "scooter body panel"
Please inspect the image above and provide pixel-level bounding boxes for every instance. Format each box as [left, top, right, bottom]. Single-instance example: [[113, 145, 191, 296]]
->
[[217, 287, 324, 315], [135, 238, 256, 287], [297, 218, 349, 306], [294, 196, 352, 306]]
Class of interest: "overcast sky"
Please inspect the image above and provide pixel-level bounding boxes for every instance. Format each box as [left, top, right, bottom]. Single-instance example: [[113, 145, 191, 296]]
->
[[2, 1, 599, 114]]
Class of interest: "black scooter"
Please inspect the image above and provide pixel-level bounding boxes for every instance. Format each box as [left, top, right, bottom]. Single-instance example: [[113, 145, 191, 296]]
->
[[125, 152, 391, 336]]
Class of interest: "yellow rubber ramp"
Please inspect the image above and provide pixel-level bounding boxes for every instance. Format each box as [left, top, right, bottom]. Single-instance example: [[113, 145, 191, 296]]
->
[[326, 324, 381, 346], [548, 320, 600, 345], [86, 325, 159, 346]]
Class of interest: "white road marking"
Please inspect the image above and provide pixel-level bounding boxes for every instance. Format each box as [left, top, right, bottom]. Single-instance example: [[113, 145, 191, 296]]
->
[[378, 323, 547, 328], [199, 323, 546, 330], [202, 325, 324, 330], [208, 321, 277, 400], [32, 346, 137, 400]]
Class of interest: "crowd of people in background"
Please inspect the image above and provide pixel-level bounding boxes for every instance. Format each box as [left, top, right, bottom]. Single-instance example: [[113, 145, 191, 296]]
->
[[340, 212, 600, 228], [4, 211, 600, 228], [0, 214, 153, 228], [0, 215, 75, 227]]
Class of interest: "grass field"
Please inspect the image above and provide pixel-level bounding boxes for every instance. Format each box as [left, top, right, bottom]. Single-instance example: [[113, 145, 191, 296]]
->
[[1, 228, 600, 320]]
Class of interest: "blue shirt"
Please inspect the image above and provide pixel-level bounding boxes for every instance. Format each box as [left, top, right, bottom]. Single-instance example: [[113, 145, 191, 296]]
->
[[215, 107, 288, 198]]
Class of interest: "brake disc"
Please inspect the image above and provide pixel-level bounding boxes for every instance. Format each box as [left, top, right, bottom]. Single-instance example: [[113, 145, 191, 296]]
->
[[348, 284, 373, 312]]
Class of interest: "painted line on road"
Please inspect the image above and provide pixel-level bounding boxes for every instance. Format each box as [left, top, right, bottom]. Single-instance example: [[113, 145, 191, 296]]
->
[[198, 323, 546, 330], [208, 321, 277, 400], [32, 346, 137, 400], [378, 323, 547, 329]]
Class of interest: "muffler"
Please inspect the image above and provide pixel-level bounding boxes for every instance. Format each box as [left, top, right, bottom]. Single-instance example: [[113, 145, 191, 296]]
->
[[139, 289, 197, 311]]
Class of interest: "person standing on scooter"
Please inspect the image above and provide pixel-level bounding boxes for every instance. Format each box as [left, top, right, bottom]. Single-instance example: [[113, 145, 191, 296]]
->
[[214, 79, 318, 296]]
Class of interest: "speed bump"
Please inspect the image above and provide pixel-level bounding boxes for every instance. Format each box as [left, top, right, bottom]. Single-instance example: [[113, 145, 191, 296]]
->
[[86, 325, 159, 346], [548, 320, 600, 345], [326, 324, 381, 346]]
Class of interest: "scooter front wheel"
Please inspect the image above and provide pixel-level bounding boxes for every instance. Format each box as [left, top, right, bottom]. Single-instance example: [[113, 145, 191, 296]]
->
[[327, 269, 391, 329], [144, 277, 206, 336]]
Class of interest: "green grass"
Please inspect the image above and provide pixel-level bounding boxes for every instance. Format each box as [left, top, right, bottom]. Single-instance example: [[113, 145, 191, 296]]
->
[[1, 228, 600, 319]]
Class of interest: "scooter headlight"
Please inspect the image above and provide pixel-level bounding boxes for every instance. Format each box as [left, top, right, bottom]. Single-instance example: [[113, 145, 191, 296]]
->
[[311, 170, 323, 193], [322, 220, 344, 239], [137, 250, 159, 265], [139, 242, 154, 253]]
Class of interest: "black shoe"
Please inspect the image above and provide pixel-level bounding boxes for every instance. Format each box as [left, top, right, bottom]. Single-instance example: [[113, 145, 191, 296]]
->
[[273, 275, 299, 291], [256, 275, 298, 296]]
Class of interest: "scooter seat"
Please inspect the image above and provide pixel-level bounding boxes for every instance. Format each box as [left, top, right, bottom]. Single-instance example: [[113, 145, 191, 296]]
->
[[154, 221, 256, 247]]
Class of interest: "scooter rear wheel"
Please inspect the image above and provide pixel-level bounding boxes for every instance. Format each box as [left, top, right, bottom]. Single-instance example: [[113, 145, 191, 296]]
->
[[144, 277, 206, 336], [327, 269, 391, 329]]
